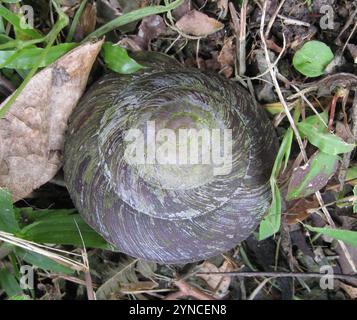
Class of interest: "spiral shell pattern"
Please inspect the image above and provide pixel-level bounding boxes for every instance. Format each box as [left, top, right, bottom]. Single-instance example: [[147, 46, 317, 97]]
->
[[64, 52, 278, 263]]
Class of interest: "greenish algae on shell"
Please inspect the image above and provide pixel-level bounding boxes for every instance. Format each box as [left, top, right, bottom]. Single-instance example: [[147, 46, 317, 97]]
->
[[64, 52, 279, 264]]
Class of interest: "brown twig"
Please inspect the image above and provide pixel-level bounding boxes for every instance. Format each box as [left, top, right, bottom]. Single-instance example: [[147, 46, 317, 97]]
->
[[328, 94, 339, 131], [265, 0, 287, 37], [196, 271, 357, 282], [342, 18, 357, 54], [336, 7, 357, 45]]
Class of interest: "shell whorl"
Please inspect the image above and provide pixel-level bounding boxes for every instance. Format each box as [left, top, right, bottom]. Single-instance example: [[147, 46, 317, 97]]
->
[[64, 52, 278, 263]]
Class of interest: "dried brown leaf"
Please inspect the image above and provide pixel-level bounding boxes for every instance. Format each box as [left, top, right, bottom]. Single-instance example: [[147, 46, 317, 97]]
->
[[339, 282, 357, 299], [74, 3, 98, 42], [286, 197, 319, 225], [172, 0, 191, 20], [0, 40, 103, 202], [197, 260, 233, 298], [175, 10, 224, 37], [217, 36, 235, 78], [134, 15, 167, 50]]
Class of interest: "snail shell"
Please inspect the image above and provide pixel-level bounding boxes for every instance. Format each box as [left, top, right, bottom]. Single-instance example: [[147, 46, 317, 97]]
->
[[64, 52, 278, 263]]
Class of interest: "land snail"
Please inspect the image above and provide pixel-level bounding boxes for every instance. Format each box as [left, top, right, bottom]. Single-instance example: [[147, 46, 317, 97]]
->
[[64, 52, 278, 264]]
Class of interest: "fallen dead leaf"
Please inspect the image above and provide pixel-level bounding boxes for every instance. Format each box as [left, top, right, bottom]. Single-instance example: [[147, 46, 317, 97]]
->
[[172, 0, 191, 20], [0, 40, 103, 202], [74, 3, 97, 42], [285, 197, 320, 225], [339, 282, 357, 299], [134, 15, 167, 50], [197, 260, 234, 298], [217, 36, 235, 78], [175, 10, 224, 37]]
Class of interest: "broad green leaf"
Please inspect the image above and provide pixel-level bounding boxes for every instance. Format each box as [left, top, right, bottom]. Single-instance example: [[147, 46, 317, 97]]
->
[[306, 225, 357, 247], [0, 189, 20, 233], [14, 207, 77, 228], [0, 43, 76, 69], [18, 212, 111, 250], [0, 34, 12, 44], [293, 40, 334, 77], [102, 42, 143, 74], [302, 111, 328, 133], [297, 122, 356, 155], [15, 248, 74, 275], [0, 268, 22, 297], [287, 152, 339, 200], [259, 180, 282, 240]]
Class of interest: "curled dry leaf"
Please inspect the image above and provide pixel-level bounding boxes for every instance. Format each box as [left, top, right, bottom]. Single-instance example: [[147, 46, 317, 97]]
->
[[134, 15, 167, 50], [217, 36, 235, 78], [197, 260, 234, 298], [175, 10, 224, 37], [0, 40, 104, 202]]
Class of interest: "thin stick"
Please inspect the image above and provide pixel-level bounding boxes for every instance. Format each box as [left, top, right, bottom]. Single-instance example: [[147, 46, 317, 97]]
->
[[248, 277, 274, 300], [74, 219, 96, 300], [0, 232, 86, 272], [265, 0, 286, 37], [277, 14, 310, 27], [342, 18, 357, 54], [239, 0, 248, 75], [336, 7, 357, 45], [197, 271, 357, 282]]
